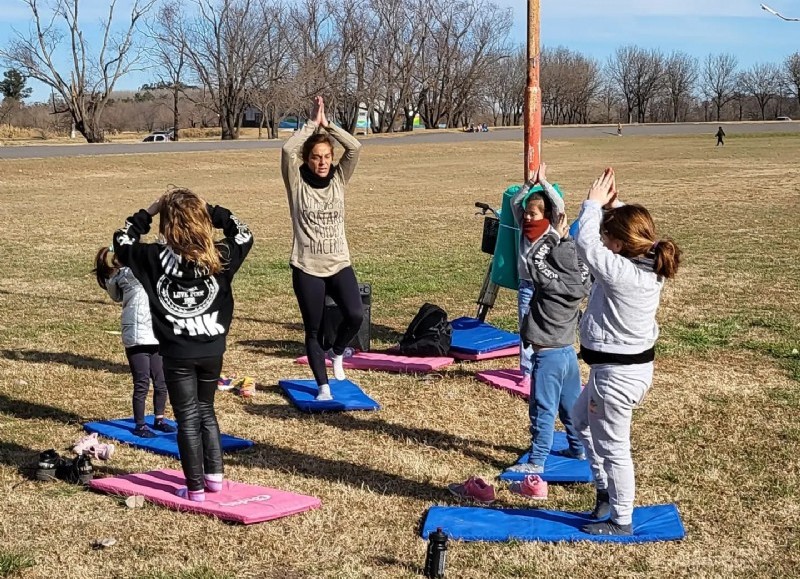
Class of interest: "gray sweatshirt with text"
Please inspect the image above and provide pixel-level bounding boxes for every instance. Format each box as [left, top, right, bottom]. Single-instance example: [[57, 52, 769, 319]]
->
[[522, 228, 591, 348]]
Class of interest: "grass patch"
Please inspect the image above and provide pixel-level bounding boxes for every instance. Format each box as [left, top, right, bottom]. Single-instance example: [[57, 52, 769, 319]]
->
[[136, 566, 235, 579], [0, 550, 34, 577], [0, 134, 799, 576]]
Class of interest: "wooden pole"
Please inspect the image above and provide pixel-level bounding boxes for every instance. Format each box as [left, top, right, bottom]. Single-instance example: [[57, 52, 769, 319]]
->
[[524, 0, 541, 183]]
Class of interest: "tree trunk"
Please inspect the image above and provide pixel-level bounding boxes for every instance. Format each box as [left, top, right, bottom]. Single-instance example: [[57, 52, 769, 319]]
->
[[172, 88, 180, 142]]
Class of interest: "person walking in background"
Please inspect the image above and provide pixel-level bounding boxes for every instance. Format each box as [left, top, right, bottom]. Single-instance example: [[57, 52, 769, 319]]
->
[[716, 126, 726, 146], [281, 96, 364, 402]]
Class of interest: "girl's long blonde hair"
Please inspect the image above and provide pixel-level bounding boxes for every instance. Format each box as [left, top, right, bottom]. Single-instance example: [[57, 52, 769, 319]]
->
[[159, 188, 222, 275]]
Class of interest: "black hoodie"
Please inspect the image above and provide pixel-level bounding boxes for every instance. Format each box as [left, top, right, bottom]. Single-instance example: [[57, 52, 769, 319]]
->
[[112, 205, 254, 359]]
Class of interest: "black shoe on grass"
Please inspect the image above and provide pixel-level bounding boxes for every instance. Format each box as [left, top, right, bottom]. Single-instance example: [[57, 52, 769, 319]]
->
[[35, 449, 61, 481]]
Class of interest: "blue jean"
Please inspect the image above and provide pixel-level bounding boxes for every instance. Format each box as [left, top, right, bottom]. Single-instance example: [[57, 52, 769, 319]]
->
[[528, 345, 583, 465], [518, 280, 534, 376]]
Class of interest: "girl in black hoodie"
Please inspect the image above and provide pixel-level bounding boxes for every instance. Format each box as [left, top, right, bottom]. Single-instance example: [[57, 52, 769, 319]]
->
[[113, 188, 253, 502]]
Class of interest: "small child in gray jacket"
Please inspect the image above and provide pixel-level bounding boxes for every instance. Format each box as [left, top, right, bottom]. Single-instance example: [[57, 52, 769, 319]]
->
[[93, 247, 176, 438], [507, 163, 591, 484]]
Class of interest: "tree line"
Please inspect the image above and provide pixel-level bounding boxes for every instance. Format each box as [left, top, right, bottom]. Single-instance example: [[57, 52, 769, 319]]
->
[[1, 0, 798, 143]]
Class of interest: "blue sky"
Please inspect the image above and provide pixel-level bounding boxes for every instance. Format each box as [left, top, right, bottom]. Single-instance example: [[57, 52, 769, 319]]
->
[[1, 0, 798, 103]]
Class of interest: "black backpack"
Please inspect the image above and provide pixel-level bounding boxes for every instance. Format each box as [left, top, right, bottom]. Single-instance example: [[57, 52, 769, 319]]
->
[[399, 303, 452, 356]]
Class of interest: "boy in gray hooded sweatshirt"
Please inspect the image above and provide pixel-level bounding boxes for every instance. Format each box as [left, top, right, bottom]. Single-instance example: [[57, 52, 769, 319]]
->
[[507, 163, 591, 479]]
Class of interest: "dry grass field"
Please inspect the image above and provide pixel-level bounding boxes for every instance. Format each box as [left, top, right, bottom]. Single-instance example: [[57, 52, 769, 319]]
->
[[0, 132, 799, 578]]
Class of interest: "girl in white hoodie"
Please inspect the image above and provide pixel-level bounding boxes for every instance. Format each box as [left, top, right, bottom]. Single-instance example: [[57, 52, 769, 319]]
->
[[573, 168, 682, 536]]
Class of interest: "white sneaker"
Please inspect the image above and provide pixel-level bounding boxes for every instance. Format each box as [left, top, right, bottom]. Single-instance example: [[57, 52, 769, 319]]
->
[[331, 354, 347, 381], [316, 384, 333, 401]]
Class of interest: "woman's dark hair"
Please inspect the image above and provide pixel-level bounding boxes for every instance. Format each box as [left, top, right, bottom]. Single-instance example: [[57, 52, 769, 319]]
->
[[302, 133, 335, 163], [602, 204, 682, 279], [93, 247, 119, 289]]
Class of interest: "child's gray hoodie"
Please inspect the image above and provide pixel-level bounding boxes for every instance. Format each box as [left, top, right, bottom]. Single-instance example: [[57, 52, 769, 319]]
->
[[575, 200, 663, 355], [511, 178, 565, 282]]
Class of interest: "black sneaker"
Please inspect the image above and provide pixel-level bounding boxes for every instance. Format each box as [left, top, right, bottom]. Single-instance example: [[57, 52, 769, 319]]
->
[[152, 419, 176, 434], [35, 449, 61, 481], [72, 453, 94, 485], [133, 424, 157, 439]]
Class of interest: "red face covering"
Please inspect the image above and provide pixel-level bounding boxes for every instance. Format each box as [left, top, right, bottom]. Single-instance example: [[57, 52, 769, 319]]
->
[[523, 218, 550, 242]]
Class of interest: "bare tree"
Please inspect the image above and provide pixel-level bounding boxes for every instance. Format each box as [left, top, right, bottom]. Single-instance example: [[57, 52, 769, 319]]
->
[[486, 43, 524, 126], [1, 0, 155, 142], [740, 62, 781, 120], [541, 46, 601, 124], [702, 53, 739, 121], [366, 0, 428, 133], [168, 0, 271, 140], [787, 52, 800, 107], [607, 46, 664, 123], [664, 51, 698, 122], [415, 0, 512, 129], [247, 1, 293, 139], [147, 1, 189, 140]]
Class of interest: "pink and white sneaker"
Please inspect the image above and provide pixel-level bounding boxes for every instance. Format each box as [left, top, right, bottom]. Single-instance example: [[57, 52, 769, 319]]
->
[[447, 476, 497, 505], [510, 474, 548, 500], [72, 433, 115, 461]]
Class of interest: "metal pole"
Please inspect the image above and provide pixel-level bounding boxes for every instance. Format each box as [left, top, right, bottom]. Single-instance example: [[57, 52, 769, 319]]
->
[[524, 0, 541, 183]]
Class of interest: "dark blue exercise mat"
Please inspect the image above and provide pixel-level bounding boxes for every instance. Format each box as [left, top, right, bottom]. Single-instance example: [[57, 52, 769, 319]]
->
[[83, 416, 254, 459], [499, 431, 593, 483], [449, 317, 520, 354], [279, 379, 380, 412], [421, 504, 685, 543]]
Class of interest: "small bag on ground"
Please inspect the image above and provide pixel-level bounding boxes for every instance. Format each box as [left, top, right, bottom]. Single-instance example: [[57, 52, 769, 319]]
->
[[399, 303, 452, 356]]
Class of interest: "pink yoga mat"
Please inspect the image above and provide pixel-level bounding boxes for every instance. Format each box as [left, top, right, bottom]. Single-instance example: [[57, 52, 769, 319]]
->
[[475, 369, 530, 399], [451, 346, 519, 361], [295, 351, 453, 373], [89, 469, 321, 525]]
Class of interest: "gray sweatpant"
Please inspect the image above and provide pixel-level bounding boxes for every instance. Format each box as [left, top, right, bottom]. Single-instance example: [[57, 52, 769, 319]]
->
[[572, 362, 653, 526]]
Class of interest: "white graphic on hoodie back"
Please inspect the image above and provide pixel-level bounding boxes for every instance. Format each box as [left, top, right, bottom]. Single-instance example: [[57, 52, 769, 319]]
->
[[156, 246, 222, 337]]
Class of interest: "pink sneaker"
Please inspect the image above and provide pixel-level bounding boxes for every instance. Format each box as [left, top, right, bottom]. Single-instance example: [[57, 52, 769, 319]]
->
[[517, 375, 532, 390], [447, 476, 496, 504], [72, 433, 98, 455], [71, 433, 114, 461], [92, 442, 115, 461], [510, 474, 548, 500]]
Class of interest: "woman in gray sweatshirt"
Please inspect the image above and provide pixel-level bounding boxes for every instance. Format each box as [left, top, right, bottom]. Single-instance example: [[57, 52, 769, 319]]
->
[[282, 96, 363, 402], [573, 168, 682, 536]]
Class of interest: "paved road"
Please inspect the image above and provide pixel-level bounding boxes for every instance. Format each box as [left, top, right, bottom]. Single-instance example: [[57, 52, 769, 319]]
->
[[1, 121, 797, 160]]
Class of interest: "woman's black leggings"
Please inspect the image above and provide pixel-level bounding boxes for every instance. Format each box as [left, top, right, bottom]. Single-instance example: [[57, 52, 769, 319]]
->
[[292, 265, 364, 386], [162, 355, 224, 492]]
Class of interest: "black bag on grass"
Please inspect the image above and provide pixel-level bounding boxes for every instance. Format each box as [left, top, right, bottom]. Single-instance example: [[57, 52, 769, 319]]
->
[[399, 303, 452, 356]]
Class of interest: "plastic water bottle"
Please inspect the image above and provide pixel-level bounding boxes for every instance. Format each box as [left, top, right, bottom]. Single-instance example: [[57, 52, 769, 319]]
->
[[424, 527, 448, 578]]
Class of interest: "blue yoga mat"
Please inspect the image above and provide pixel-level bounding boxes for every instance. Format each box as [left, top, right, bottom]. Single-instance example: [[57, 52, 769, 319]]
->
[[421, 504, 685, 543], [84, 416, 254, 459], [449, 317, 520, 354], [499, 431, 593, 483], [279, 379, 380, 412]]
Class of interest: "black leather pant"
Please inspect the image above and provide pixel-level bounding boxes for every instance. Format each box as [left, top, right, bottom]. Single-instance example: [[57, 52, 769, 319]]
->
[[162, 355, 224, 491]]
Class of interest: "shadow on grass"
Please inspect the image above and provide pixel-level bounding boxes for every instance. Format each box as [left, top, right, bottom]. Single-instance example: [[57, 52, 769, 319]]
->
[[0, 349, 129, 374], [236, 339, 305, 359], [244, 402, 518, 467], [371, 556, 423, 577], [229, 440, 446, 502], [0, 287, 109, 307], [0, 393, 83, 424], [0, 440, 42, 479]]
